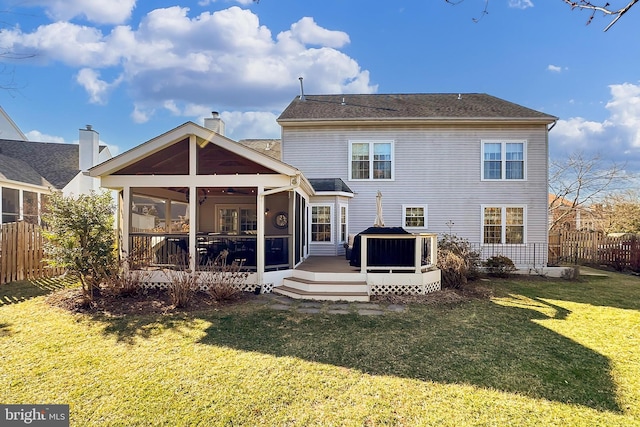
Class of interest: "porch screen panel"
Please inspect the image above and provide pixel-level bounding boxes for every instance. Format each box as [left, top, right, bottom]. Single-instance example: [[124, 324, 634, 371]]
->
[[2, 188, 19, 223], [22, 191, 39, 224], [295, 193, 302, 264]]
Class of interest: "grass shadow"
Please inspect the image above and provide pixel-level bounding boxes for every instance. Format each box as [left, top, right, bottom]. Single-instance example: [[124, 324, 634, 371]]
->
[[0, 322, 11, 337], [506, 271, 640, 312], [193, 299, 621, 413], [0, 276, 77, 306], [85, 273, 633, 414]]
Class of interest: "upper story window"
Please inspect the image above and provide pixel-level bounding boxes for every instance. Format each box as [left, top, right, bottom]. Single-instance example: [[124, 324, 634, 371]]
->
[[349, 141, 394, 180], [482, 140, 526, 180]]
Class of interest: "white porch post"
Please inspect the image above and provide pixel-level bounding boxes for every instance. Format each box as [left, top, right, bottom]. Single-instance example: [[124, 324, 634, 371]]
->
[[431, 234, 438, 267], [415, 235, 422, 274], [360, 236, 368, 274], [256, 186, 265, 286], [188, 135, 197, 274], [122, 186, 131, 256]]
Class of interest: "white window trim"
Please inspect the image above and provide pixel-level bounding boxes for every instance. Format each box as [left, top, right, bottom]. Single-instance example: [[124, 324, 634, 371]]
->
[[402, 204, 428, 230], [348, 140, 395, 181], [481, 205, 527, 245], [481, 140, 527, 181], [309, 203, 334, 244], [215, 204, 257, 234], [339, 203, 348, 244]]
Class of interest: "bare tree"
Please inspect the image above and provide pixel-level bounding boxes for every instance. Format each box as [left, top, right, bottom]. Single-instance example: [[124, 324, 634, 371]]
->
[[601, 190, 640, 233], [445, 0, 638, 31], [549, 153, 632, 229], [548, 152, 632, 231]]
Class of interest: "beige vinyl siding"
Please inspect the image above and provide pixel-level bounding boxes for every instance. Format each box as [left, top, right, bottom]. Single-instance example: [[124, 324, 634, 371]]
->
[[283, 123, 549, 253]]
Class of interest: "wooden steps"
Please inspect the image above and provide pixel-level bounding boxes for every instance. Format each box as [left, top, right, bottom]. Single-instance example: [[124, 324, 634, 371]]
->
[[273, 275, 369, 302]]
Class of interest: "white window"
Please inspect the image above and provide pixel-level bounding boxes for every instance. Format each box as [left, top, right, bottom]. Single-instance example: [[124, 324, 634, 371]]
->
[[339, 204, 348, 243], [349, 141, 394, 180], [310, 204, 333, 243], [403, 205, 428, 229], [482, 206, 525, 244], [216, 204, 257, 234], [482, 140, 526, 180]]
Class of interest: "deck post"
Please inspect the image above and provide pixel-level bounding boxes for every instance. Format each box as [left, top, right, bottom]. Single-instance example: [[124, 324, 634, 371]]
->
[[360, 236, 368, 274], [415, 235, 422, 273], [430, 234, 437, 267]]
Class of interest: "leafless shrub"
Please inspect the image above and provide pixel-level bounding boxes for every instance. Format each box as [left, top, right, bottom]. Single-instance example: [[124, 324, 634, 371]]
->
[[561, 266, 581, 281], [199, 250, 249, 301], [163, 255, 197, 308], [104, 256, 152, 297], [437, 235, 481, 289]]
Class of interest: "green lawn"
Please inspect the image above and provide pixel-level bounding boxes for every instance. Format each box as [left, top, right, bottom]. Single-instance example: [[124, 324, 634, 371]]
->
[[1, 269, 639, 426]]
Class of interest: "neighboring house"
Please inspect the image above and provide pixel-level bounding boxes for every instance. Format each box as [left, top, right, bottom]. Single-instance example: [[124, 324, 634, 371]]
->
[[278, 93, 558, 266], [548, 194, 598, 232], [0, 110, 111, 224]]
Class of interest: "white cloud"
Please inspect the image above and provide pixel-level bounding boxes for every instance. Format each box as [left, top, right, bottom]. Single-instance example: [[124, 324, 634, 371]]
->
[[24, 130, 66, 143], [551, 82, 640, 171], [155, 102, 280, 140], [508, 0, 534, 9], [0, 6, 375, 121], [27, 0, 136, 25], [286, 17, 350, 48], [547, 64, 562, 73], [131, 105, 152, 124], [76, 68, 122, 104], [606, 82, 640, 147]]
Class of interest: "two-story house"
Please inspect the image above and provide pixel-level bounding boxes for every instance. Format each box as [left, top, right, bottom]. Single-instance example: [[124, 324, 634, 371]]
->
[[279, 93, 557, 266], [90, 94, 556, 300]]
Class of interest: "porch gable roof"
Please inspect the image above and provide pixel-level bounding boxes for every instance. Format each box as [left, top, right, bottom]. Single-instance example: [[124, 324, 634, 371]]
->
[[89, 122, 300, 178]]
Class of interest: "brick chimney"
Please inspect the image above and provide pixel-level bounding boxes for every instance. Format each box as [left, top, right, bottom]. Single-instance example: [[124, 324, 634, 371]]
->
[[79, 124, 99, 172], [203, 111, 225, 136]]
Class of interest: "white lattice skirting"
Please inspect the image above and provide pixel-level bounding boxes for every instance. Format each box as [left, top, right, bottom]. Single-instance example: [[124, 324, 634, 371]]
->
[[369, 280, 441, 296], [139, 281, 262, 293]]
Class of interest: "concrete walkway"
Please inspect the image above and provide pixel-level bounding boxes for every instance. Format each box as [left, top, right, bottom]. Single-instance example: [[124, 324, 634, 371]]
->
[[249, 293, 407, 316]]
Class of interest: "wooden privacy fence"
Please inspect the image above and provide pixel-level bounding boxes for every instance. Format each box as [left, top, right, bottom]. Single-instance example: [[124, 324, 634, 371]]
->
[[0, 222, 63, 285], [549, 230, 640, 271]]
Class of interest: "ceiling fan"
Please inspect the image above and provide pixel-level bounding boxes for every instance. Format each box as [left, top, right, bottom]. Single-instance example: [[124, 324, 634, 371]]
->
[[222, 187, 250, 195]]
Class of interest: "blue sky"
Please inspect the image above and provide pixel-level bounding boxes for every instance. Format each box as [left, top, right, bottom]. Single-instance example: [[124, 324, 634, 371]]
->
[[0, 0, 638, 172]]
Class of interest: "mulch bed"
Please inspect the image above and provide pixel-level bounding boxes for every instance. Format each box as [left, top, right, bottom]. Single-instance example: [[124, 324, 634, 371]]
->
[[45, 287, 250, 317], [372, 284, 493, 305], [46, 282, 493, 317]]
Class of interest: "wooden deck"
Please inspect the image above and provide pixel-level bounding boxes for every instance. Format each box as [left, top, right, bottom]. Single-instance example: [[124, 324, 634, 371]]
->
[[295, 256, 360, 274]]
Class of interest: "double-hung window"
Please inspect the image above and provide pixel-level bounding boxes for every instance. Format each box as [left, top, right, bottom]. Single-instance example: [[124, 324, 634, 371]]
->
[[482, 140, 525, 180], [350, 141, 394, 180], [311, 205, 333, 243], [482, 206, 525, 244], [403, 205, 428, 229]]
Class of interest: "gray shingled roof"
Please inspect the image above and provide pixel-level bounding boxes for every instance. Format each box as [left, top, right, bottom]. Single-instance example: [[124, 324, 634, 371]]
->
[[238, 139, 282, 160], [278, 93, 557, 123], [309, 178, 353, 193], [0, 139, 80, 189]]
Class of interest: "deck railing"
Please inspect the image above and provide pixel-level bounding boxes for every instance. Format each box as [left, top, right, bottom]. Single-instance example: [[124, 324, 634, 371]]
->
[[359, 233, 438, 273], [128, 233, 290, 271]]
